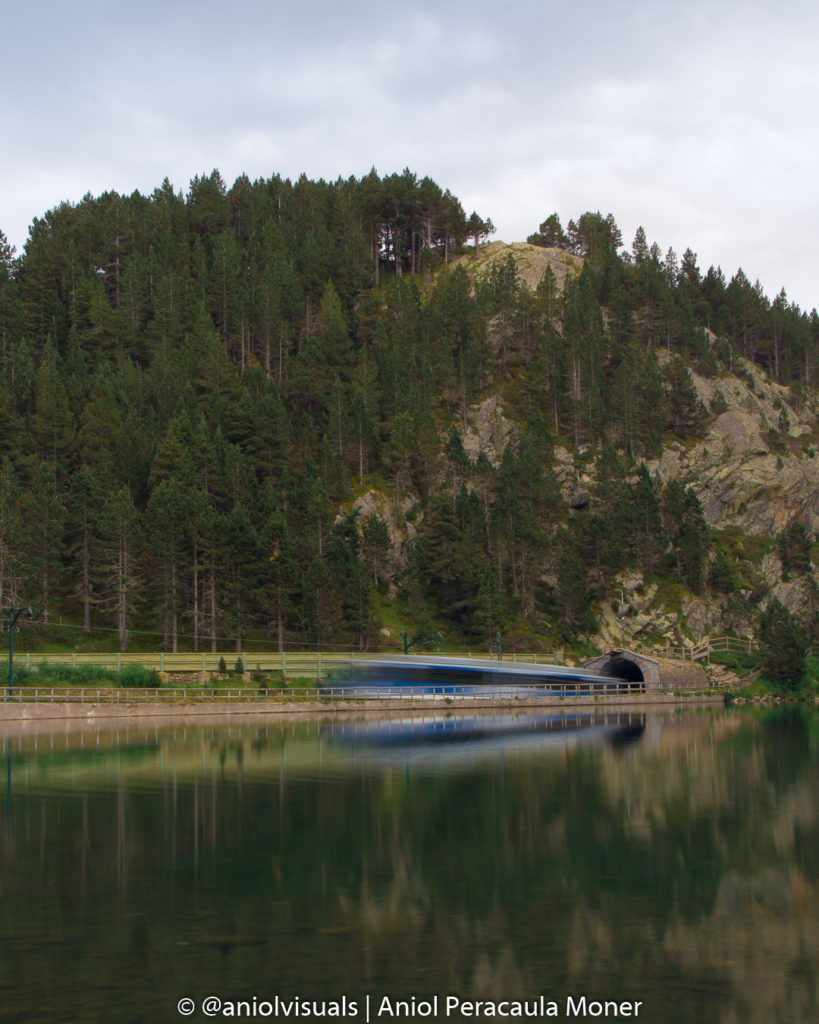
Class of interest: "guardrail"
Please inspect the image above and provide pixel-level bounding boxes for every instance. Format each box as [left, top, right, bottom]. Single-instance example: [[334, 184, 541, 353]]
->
[[2, 680, 647, 704], [7, 651, 353, 677], [5, 650, 565, 683]]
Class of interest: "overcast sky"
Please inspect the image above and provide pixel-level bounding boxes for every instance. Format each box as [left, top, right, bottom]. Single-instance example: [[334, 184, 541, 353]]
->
[[4, 0, 817, 310]]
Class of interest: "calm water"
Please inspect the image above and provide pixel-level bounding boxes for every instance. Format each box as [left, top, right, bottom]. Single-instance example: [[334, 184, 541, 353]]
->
[[1, 707, 818, 1024]]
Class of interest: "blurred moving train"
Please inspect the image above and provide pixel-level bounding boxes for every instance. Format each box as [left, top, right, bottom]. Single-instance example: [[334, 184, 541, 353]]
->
[[323, 655, 642, 699]]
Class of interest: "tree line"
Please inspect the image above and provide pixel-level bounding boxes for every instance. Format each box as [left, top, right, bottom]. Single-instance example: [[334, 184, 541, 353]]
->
[[0, 176, 816, 651]]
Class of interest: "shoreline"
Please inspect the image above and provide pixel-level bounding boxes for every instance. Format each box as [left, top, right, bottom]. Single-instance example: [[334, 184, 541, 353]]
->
[[0, 693, 722, 739]]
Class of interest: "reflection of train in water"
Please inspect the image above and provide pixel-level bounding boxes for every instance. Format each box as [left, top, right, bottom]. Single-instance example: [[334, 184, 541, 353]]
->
[[322, 655, 642, 699], [323, 711, 646, 766]]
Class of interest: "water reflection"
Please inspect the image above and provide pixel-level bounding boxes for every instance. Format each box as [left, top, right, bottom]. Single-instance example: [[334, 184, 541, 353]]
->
[[325, 712, 646, 767], [0, 708, 817, 1024]]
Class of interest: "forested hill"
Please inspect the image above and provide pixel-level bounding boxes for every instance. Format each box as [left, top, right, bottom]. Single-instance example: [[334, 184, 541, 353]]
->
[[0, 170, 817, 657]]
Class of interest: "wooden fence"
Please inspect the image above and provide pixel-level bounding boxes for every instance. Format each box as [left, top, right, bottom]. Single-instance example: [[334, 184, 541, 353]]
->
[[659, 636, 758, 662]]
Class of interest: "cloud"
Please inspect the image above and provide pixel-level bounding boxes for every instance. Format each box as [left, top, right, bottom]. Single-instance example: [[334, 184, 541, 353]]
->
[[3, 0, 818, 308]]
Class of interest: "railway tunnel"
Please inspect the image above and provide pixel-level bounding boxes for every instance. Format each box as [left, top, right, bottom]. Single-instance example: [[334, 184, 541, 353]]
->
[[583, 649, 708, 691], [583, 650, 657, 689]]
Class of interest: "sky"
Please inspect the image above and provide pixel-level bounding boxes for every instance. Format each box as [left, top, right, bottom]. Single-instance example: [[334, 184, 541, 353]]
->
[[3, 0, 818, 311]]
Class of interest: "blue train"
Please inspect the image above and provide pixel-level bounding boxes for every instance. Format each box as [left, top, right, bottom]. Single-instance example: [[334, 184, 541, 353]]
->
[[321, 655, 640, 699]]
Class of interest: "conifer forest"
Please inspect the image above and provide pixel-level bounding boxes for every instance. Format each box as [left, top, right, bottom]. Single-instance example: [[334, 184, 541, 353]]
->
[[0, 169, 817, 654]]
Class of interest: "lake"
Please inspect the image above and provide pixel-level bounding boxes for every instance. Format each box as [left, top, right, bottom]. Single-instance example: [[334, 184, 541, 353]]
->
[[1, 706, 817, 1023]]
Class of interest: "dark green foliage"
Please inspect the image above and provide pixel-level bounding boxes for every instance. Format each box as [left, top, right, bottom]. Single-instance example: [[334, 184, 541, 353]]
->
[[117, 664, 161, 688], [556, 542, 596, 639], [14, 663, 159, 687], [527, 213, 569, 250], [14, 663, 112, 686], [361, 513, 391, 589], [778, 522, 812, 577], [662, 480, 708, 593], [709, 550, 737, 593], [665, 356, 707, 438], [758, 599, 806, 689], [0, 170, 815, 651]]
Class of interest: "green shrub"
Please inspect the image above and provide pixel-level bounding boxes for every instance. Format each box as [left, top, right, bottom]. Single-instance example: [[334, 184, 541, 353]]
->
[[14, 663, 111, 686], [710, 650, 758, 674], [11, 662, 158, 688], [117, 664, 161, 688], [758, 599, 806, 690]]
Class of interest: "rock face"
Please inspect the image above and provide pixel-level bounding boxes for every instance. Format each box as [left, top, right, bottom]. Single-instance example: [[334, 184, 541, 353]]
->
[[347, 490, 418, 577], [460, 395, 516, 466], [647, 357, 819, 537], [695, 454, 819, 536], [453, 240, 583, 292], [345, 248, 817, 648]]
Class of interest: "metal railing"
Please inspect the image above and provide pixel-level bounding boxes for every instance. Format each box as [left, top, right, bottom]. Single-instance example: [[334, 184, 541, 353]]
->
[[3, 680, 649, 704], [5, 649, 561, 680], [6, 651, 351, 677]]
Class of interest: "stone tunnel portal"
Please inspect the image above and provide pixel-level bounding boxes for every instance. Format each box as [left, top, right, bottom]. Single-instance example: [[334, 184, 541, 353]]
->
[[583, 649, 661, 689], [606, 656, 645, 683]]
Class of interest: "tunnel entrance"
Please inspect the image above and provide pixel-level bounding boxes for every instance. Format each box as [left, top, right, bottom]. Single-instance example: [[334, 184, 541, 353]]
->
[[583, 649, 659, 689], [606, 656, 645, 683]]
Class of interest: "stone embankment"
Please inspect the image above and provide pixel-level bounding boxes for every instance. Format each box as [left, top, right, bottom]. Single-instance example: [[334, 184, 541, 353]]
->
[[0, 691, 723, 738]]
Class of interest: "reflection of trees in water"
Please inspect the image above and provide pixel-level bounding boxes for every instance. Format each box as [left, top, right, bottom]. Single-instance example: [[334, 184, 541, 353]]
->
[[1, 710, 818, 1022], [334, 709, 819, 1018], [560, 709, 819, 1023], [662, 866, 818, 1024]]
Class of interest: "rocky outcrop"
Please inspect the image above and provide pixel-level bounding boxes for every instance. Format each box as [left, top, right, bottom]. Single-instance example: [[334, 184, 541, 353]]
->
[[647, 357, 819, 536], [454, 240, 583, 292], [347, 490, 419, 576], [460, 395, 516, 466]]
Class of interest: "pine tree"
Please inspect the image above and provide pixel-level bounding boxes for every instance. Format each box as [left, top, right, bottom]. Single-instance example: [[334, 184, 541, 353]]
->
[[758, 598, 806, 689], [665, 356, 706, 438], [144, 479, 188, 651], [100, 486, 141, 651], [0, 458, 25, 609], [23, 463, 63, 624], [556, 543, 594, 638], [527, 213, 568, 250], [361, 514, 391, 588]]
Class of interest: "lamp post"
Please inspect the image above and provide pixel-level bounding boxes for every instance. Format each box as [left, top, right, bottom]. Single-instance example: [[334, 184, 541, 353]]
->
[[6, 606, 33, 698], [619, 589, 626, 649]]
